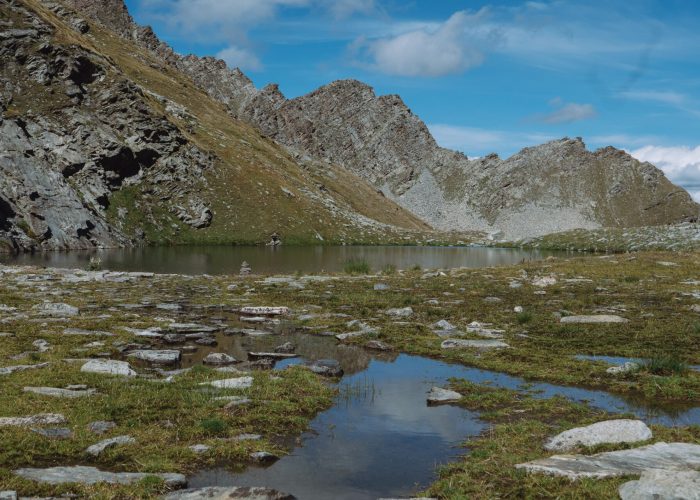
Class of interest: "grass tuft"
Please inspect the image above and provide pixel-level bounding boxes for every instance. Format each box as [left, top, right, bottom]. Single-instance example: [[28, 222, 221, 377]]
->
[[344, 259, 370, 274]]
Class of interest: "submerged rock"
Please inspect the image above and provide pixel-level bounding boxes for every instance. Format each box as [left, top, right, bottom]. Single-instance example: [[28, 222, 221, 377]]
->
[[13, 466, 186, 487], [165, 487, 295, 500], [560, 315, 629, 324], [427, 387, 462, 405], [619, 469, 700, 500], [544, 419, 652, 452], [516, 442, 700, 479]]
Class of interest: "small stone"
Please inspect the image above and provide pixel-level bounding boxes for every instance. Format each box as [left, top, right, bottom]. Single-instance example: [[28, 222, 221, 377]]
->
[[189, 444, 210, 454], [483, 296, 502, 303], [203, 353, 237, 365], [250, 451, 278, 463], [81, 359, 136, 377], [544, 419, 652, 452], [427, 387, 462, 405], [32, 339, 50, 352], [0, 413, 66, 427], [232, 433, 262, 441], [560, 315, 629, 324], [0, 363, 49, 376], [202, 377, 254, 389], [514, 306, 524, 313], [432, 319, 456, 331], [0, 492, 16, 500], [31, 427, 73, 439], [385, 307, 413, 318], [86, 435, 135, 456], [619, 469, 700, 500], [195, 337, 217, 346], [88, 421, 117, 435], [365, 340, 393, 351]]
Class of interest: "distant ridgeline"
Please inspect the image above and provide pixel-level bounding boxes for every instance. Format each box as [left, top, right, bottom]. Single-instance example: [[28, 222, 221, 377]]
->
[[0, 0, 697, 252]]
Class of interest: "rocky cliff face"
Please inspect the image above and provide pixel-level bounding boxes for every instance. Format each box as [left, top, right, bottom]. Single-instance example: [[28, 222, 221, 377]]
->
[[0, 0, 430, 252], [61, 0, 697, 239]]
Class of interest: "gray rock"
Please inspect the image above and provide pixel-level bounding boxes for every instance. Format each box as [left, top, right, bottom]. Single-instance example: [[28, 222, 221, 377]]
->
[[188, 444, 210, 454], [165, 487, 295, 500], [427, 387, 462, 405], [250, 451, 278, 463], [63, 328, 114, 336], [0, 362, 49, 376], [364, 340, 393, 351], [0, 492, 16, 500], [202, 377, 254, 389], [606, 362, 641, 375], [248, 352, 298, 360], [31, 427, 73, 439], [81, 359, 136, 377], [432, 319, 456, 331], [516, 442, 700, 479], [441, 339, 509, 349], [483, 296, 503, 303], [374, 283, 390, 291], [0, 413, 66, 427], [203, 353, 237, 365], [385, 307, 413, 318], [560, 315, 629, 324], [127, 349, 181, 365], [232, 433, 262, 441], [619, 469, 700, 500], [544, 419, 653, 452], [32, 302, 79, 317], [88, 420, 117, 434], [240, 306, 289, 316], [306, 359, 343, 377], [274, 342, 295, 353], [23, 386, 96, 398], [13, 466, 186, 487], [86, 435, 136, 456]]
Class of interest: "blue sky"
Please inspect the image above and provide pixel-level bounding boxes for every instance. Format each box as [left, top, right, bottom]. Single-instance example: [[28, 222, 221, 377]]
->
[[125, 0, 700, 199]]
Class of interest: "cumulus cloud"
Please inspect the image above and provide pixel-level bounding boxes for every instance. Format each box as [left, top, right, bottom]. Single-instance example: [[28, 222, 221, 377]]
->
[[535, 98, 597, 124], [216, 45, 263, 71], [630, 145, 700, 201], [352, 10, 495, 77]]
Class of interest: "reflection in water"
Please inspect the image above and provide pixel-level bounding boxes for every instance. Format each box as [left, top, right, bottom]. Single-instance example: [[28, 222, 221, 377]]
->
[[189, 352, 700, 499], [1, 245, 561, 275]]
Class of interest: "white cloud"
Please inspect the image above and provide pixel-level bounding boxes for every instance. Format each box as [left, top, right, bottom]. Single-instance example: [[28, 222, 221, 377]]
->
[[534, 99, 597, 124], [352, 10, 495, 77], [630, 145, 700, 201], [216, 45, 263, 71]]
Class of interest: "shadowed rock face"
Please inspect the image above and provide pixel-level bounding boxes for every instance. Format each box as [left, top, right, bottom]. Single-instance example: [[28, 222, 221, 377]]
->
[[59, 0, 699, 239]]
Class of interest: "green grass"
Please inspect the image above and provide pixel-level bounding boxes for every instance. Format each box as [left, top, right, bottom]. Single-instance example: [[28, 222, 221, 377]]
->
[[516, 311, 533, 324], [643, 356, 689, 376], [344, 259, 371, 274]]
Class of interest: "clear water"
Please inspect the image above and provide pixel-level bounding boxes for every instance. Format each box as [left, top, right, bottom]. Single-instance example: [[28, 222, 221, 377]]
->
[[0, 245, 560, 275]]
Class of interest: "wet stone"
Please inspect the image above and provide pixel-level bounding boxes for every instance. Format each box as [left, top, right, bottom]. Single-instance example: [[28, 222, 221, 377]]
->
[[305, 359, 343, 377], [250, 451, 279, 463], [165, 487, 295, 500], [31, 427, 73, 439]]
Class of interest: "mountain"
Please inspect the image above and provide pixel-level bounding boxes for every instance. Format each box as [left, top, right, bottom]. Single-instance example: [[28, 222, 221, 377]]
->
[[60, 0, 697, 240], [0, 0, 430, 252]]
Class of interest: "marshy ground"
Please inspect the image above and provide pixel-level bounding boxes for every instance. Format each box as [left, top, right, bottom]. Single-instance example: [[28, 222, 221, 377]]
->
[[0, 250, 699, 498]]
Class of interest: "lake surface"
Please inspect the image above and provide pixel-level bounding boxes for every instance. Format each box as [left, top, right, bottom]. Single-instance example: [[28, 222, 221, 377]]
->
[[1, 245, 561, 275]]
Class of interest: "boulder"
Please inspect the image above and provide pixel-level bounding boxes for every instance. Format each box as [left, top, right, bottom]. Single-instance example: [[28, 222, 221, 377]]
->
[[544, 419, 652, 452], [619, 469, 700, 500], [516, 442, 700, 479], [13, 466, 185, 487]]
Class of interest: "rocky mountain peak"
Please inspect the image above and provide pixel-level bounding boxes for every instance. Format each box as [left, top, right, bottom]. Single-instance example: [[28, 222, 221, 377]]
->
[[62, 0, 134, 36]]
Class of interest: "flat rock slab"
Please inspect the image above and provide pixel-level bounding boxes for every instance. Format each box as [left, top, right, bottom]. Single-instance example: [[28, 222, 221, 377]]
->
[[86, 435, 136, 456], [23, 386, 97, 398], [441, 339, 509, 349], [32, 302, 79, 317], [202, 377, 254, 389], [127, 350, 181, 365], [81, 359, 136, 377], [240, 306, 290, 316], [516, 442, 700, 479], [31, 427, 73, 439], [427, 387, 462, 405], [619, 469, 700, 500], [203, 353, 238, 365], [560, 315, 629, 324], [63, 328, 114, 336], [0, 413, 66, 427], [165, 487, 295, 500], [607, 362, 641, 375], [385, 307, 413, 318], [545, 419, 652, 451], [88, 420, 117, 434], [168, 323, 218, 333], [248, 352, 298, 360], [14, 466, 186, 487], [0, 363, 49, 375]]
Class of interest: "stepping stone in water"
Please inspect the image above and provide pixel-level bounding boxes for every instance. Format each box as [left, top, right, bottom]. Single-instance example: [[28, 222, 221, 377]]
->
[[0, 414, 66, 427], [560, 315, 629, 324], [544, 419, 652, 452], [13, 466, 186, 487], [86, 435, 136, 456], [441, 339, 509, 350], [427, 387, 462, 405], [305, 359, 343, 377], [516, 442, 700, 479], [619, 469, 700, 500], [202, 377, 254, 389], [203, 353, 237, 365], [164, 487, 295, 500], [81, 359, 136, 377]]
